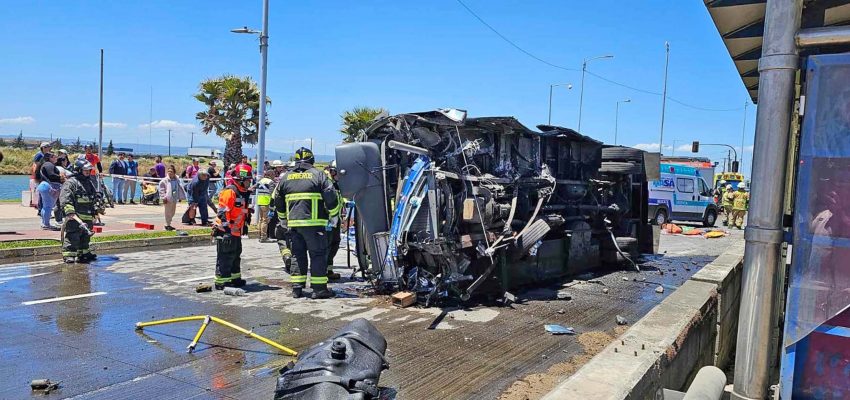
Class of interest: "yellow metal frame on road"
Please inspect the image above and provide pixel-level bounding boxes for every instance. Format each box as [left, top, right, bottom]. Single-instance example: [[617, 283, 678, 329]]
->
[[135, 315, 298, 356]]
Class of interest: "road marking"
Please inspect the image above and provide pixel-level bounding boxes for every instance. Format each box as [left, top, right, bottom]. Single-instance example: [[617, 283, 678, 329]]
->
[[22, 292, 107, 305], [0, 272, 52, 282], [175, 275, 215, 283]]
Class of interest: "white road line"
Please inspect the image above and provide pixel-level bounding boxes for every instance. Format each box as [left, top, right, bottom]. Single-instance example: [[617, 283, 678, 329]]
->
[[22, 292, 107, 306], [0, 272, 52, 282], [175, 275, 215, 283]]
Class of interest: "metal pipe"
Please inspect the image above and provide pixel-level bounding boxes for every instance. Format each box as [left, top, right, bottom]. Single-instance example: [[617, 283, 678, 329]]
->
[[255, 0, 269, 219], [98, 49, 104, 158], [387, 140, 429, 156], [796, 25, 850, 47], [659, 42, 670, 155], [731, 0, 801, 399], [683, 366, 727, 400]]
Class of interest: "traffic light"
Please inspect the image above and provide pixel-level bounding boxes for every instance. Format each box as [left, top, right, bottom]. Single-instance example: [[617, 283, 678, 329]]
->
[[732, 160, 739, 172], [691, 141, 700, 153]]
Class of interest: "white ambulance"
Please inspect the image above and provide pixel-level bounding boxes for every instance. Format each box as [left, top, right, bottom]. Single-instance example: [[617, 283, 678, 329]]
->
[[648, 163, 719, 227]]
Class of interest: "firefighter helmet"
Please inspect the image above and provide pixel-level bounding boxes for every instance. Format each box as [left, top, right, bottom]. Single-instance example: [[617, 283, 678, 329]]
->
[[294, 147, 315, 164]]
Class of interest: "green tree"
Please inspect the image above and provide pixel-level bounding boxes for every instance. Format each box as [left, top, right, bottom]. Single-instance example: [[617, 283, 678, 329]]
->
[[340, 107, 387, 143], [12, 132, 25, 148], [195, 75, 270, 167], [51, 138, 63, 150], [106, 140, 114, 156], [0, 137, 7, 147], [70, 137, 83, 153]]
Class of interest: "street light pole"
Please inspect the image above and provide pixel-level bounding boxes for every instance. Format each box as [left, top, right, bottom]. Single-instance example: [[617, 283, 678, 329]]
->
[[98, 49, 104, 158], [578, 54, 613, 132], [614, 99, 631, 145], [548, 83, 572, 125], [231, 0, 269, 219], [168, 129, 172, 156], [659, 42, 670, 155]]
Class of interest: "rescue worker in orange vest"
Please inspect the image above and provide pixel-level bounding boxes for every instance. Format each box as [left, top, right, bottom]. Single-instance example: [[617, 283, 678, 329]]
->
[[274, 147, 340, 299], [212, 164, 252, 290]]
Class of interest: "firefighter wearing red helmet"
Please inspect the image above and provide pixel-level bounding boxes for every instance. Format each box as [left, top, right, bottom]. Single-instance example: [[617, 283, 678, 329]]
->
[[273, 147, 341, 299], [212, 163, 253, 290]]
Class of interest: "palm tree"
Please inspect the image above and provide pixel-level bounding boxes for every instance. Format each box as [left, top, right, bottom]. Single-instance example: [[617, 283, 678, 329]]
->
[[340, 107, 387, 143], [195, 75, 270, 166]]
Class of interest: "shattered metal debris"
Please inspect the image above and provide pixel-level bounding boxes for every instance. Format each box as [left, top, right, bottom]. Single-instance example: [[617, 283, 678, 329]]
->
[[622, 276, 630, 281], [557, 309, 566, 314], [616, 315, 629, 325], [655, 286, 665, 294], [602, 288, 610, 294], [545, 324, 576, 335]]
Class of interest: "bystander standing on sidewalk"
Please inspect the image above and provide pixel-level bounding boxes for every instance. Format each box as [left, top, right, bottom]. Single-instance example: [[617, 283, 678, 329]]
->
[[158, 165, 187, 231], [84, 145, 103, 173], [185, 158, 201, 180], [30, 142, 52, 210], [36, 152, 62, 230], [123, 154, 139, 204], [187, 169, 212, 226], [207, 160, 220, 213], [109, 152, 127, 204], [154, 155, 166, 178]]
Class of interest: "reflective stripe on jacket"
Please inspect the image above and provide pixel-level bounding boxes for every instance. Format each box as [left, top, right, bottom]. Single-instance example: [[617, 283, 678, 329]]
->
[[59, 175, 97, 220], [273, 162, 339, 227], [256, 177, 273, 206]]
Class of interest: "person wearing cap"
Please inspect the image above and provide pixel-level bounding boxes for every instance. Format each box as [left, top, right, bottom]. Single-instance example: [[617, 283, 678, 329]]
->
[[730, 183, 750, 229], [273, 147, 340, 299], [109, 152, 128, 204], [30, 142, 52, 210], [722, 183, 734, 226], [123, 154, 139, 204], [187, 168, 212, 226], [185, 158, 201, 179]]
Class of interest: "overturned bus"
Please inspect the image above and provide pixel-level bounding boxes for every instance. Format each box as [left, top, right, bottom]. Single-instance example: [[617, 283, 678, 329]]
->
[[336, 109, 658, 305]]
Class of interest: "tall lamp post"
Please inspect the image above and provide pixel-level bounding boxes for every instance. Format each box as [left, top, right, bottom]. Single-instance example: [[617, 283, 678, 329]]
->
[[614, 99, 631, 145], [578, 54, 614, 132], [232, 0, 269, 218], [547, 83, 572, 125]]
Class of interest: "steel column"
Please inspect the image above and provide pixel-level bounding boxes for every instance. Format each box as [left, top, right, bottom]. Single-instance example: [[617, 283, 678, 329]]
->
[[731, 0, 802, 399]]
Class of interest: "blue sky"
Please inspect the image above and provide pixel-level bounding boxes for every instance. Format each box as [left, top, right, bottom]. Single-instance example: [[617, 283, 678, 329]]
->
[[0, 1, 755, 174]]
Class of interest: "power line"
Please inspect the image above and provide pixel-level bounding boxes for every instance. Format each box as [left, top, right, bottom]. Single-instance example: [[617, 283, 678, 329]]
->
[[455, 0, 579, 73], [455, 0, 745, 113]]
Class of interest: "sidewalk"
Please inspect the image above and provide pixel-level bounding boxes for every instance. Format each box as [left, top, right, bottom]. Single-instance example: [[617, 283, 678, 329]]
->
[[0, 202, 208, 241]]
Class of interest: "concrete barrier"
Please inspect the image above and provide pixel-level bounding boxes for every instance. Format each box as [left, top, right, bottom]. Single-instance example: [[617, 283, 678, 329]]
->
[[543, 240, 746, 400], [0, 234, 212, 260]]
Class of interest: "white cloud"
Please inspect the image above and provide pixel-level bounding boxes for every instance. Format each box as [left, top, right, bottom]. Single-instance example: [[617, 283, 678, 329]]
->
[[0, 116, 35, 125], [632, 143, 673, 152], [743, 145, 754, 152], [675, 144, 693, 153], [62, 121, 127, 129], [139, 119, 196, 132]]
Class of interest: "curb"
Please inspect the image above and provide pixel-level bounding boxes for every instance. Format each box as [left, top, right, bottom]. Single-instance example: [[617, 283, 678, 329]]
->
[[0, 234, 212, 260], [543, 239, 746, 400]]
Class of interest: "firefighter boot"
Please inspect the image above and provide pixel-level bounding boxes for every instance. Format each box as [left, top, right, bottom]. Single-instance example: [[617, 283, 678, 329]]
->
[[292, 284, 304, 298], [311, 284, 335, 299], [231, 278, 247, 287], [327, 269, 341, 281]]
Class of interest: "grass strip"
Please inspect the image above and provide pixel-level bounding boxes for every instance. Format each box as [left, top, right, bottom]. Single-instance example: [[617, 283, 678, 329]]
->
[[0, 228, 213, 250]]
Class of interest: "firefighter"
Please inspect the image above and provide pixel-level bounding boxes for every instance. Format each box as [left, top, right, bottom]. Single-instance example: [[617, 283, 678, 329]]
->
[[59, 160, 98, 263], [731, 182, 750, 230], [255, 169, 275, 242], [715, 179, 727, 204], [273, 147, 340, 299], [324, 160, 343, 280], [722, 184, 734, 226], [212, 164, 252, 290]]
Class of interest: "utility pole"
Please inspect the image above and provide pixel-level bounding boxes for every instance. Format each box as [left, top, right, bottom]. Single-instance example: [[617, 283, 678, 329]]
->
[[168, 129, 172, 156], [659, 42, 670, 155], [741, 101, 748, 174], [98, 49, 104, 157], [578, 54, 613, 132], [190, 131, 194, 148], [548, 83, 572, 125], [614, 99, 630, 145], [149, 87, 153, 155]]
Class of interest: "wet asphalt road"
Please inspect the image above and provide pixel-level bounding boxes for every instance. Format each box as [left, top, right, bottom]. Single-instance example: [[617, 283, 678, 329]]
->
[[0, 229, 740, 399]]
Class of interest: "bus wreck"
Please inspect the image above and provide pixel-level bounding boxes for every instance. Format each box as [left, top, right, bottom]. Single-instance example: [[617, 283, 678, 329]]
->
[[336, 109, 657, 305]]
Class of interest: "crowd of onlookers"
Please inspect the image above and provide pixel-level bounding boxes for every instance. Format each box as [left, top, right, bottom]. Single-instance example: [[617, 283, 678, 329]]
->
[[29, 141, 292, 232]]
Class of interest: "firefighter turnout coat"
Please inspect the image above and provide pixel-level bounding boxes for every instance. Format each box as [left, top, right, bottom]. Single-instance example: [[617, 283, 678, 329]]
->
[[273, 162, 341, 227]]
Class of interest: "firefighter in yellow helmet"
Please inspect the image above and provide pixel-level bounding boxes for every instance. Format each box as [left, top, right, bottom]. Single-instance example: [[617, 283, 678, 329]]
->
[[273, 147, 341, 299], [730, 182, 749, 229], [722, 183, 734, 226]]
